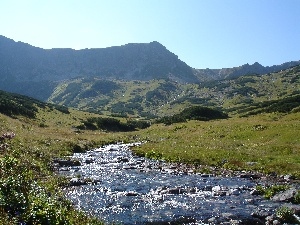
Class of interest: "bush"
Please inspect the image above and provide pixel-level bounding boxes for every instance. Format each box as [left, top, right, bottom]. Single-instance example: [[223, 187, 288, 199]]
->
[[293, 190, 300, 204], [78, 117, 151, 132], [96, 117, 135, 132], [276, 206, 297, 223], [128, 120, 151, 129], [156, 106, 228, 125]]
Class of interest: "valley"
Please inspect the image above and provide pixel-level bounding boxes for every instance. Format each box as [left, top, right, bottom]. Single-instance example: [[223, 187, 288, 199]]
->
[[0, 35, 300, 224]]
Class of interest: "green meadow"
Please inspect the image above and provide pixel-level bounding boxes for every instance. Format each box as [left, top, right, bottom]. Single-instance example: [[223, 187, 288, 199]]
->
[[133, 112, 300, 177]]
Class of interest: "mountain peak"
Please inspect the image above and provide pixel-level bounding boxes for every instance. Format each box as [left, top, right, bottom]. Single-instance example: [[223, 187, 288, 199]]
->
[[0, 35, 197, 84], [252, 62, 262, 66]]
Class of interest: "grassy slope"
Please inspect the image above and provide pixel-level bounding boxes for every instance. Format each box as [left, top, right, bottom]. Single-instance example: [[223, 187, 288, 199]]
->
[[46, 65, 300, 119]]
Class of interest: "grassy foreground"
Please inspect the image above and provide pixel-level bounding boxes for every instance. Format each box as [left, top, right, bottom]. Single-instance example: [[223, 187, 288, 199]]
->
[[0, 107, 299, 223]]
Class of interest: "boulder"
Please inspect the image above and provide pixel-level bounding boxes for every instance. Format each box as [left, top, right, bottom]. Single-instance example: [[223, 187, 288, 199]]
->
[[271, 187, 297, 202], [168, 187, 182, 195], [228, 188, 240, 196], [69, 178, 87, 186], [239, 173, 261, 179], [126, 191, 139, 196], [56, 159, 81, 167], [251, 209, 272, 219]]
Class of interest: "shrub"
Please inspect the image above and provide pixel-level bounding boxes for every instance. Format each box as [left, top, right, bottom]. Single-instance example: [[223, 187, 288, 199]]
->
[[276, 206, 296, 223], [156, 106, 228, 125], [78, 116, 151, 132], [96, 117, 135, 132], [128, 120, 151, 129], [293, 190, 300, 204]]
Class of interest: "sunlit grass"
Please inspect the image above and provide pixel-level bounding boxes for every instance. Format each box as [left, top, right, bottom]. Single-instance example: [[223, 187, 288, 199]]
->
[[133, 112, 300, 177], [2, 107, 300, 177]]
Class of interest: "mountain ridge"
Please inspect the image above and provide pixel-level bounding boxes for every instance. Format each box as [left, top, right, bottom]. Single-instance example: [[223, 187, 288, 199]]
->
[[0, 35, 197, 83], [0, 35, 300, 109], [194, 61, 300, 81]]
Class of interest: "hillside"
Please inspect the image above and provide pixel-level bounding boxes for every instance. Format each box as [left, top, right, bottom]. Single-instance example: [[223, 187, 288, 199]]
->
[[47, 65, 300, 118], [0, 90, 69, 119]]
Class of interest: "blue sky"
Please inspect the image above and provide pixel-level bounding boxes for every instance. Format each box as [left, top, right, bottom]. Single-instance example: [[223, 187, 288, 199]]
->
[[1, 0, 299, 69]]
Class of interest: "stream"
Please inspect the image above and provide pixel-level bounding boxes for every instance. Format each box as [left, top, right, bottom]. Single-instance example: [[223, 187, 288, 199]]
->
[[58, 142, 285, 225]]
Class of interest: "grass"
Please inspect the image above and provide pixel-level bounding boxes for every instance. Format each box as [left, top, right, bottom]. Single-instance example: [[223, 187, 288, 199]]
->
[[132, 112, 300, 177]]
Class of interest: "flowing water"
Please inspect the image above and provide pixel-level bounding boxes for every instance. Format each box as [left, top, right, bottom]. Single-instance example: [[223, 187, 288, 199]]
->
[[59, 143, 280, 224]]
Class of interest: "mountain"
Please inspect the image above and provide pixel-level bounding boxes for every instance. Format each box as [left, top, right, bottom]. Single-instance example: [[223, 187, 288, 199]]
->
[[0, 35, 197, 82], [1, 35, 300, 118], [194, 61, 300, 80], [3, 35, 298, 86]]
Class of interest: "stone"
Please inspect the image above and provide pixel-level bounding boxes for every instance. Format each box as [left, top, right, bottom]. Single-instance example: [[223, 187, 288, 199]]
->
[[212, 185, 222, 192], [212, 191, 227, 196], [207, 217, 217, 223], [228, 188, 240, 195], [168, 187, 182, 195], [119, 157, 129, 163], [188, 187, 197, 193], [239, 217, 264, 225], [201, 174, 211, 177], [56, 159, 81, 167], [221, 212, 237, 220], [239, 173, 261, 179], [251, 209, 272, 219], [203, 185, 213, 191], [271, 187, 297, 202], [69, 178, 87, 186], [283, 174, 294, 180], [126, 191, 139, 196], [245, 198, 254, 204], [250, 189, 260, 195], [292, 205, 300, 216], [84, 157, 95, 164]]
